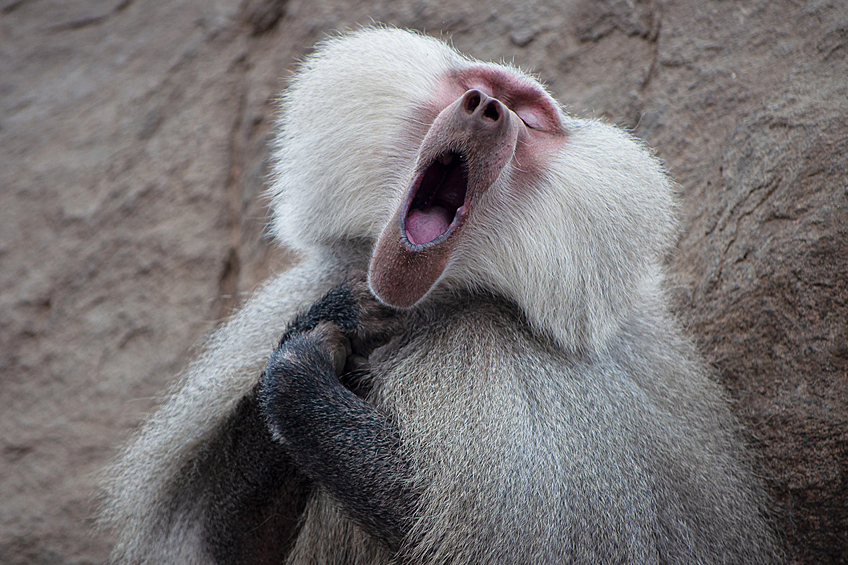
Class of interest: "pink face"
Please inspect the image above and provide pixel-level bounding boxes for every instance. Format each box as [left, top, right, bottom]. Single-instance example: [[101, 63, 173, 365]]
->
[[369, 64, 567, 308], [454, 66, 563, 127], [437, 65, 566, 166]]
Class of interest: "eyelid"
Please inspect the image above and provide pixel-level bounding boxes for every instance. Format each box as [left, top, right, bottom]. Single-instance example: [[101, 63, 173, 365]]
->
[[515, 107, 545, 131]]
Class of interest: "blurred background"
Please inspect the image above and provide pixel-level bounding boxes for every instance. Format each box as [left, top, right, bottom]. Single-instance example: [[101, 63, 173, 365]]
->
[[0, 0, 845, 563]]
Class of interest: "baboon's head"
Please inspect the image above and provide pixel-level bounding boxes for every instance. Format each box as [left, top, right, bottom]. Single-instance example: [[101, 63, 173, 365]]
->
[[270, 28, 676, 351]]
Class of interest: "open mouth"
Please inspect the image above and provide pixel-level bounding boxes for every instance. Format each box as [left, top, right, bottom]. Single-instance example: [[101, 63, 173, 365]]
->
[[403, 151, 469, 246]]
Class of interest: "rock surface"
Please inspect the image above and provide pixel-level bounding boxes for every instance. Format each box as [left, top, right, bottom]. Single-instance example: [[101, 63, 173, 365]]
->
[[0, 0, 845, 563]]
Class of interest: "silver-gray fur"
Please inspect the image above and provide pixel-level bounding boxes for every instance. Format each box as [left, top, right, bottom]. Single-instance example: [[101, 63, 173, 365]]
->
[[100, 27, 781, 564]]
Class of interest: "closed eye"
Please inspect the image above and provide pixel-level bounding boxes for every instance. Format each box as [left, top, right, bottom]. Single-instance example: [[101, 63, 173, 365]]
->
[[515, 107, 544, 131]]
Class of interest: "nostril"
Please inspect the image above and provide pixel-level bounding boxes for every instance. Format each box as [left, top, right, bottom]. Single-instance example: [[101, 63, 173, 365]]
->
[[459, 90, 505, 129], [464, 91, 481, 114], [482, 100, 500, 122]]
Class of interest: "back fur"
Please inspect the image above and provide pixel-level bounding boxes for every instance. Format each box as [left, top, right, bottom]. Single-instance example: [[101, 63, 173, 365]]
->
[[99, 248, 367, 564]]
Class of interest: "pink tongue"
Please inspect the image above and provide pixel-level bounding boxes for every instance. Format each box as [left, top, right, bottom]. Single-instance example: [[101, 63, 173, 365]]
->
[[406, 207, 452, 245]]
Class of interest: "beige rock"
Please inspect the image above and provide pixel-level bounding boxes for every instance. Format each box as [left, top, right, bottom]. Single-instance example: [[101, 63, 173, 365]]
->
[[0, 0, 844, 563]]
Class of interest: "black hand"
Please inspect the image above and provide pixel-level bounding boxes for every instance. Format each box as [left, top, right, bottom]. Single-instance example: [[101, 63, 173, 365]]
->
[[258, 282, 415, 552]]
